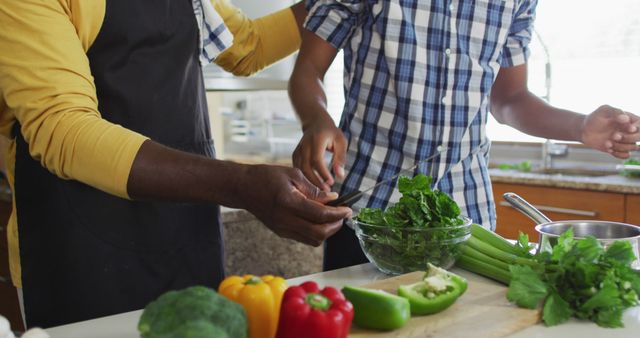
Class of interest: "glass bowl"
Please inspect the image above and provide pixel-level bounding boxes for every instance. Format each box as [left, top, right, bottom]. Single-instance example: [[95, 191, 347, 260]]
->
[[349, 216, 472, 275]]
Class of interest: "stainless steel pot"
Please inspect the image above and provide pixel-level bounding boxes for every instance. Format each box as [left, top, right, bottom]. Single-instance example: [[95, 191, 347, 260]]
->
[[502, 192, 640, 269]]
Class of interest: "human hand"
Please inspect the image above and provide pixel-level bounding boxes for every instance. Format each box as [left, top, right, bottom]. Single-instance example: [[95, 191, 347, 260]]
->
[[238, 164, 352, 247], [581, 105, 640, 159], [292, 115, 347, 191]]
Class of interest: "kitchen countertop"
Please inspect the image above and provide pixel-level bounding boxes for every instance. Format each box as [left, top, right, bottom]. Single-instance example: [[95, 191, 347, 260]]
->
[[46, 263, 640, 338], [489, 168, 640, 194]]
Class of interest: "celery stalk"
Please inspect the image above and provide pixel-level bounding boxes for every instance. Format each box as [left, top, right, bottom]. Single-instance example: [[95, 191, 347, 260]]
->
[[466, 236, 542, 269], [456, 255, 511, 285], [470, 224, 524, 257], [460, 245, 510, 271]]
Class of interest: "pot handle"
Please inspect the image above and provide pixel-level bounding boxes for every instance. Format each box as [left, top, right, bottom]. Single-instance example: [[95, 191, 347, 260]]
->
[[502, 192, 552, 225]]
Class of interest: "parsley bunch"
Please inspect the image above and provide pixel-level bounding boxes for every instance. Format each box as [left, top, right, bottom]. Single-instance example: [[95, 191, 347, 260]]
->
[[508, 229, 640, 327]]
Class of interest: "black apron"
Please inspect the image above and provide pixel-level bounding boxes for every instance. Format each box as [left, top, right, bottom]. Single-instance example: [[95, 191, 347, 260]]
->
[[15, 0, 224, 328], [323, 224, 368, 271]]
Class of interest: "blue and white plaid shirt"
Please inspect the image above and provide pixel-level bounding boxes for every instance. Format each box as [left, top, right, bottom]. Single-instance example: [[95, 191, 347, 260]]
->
[[305, 0, 537, 229]]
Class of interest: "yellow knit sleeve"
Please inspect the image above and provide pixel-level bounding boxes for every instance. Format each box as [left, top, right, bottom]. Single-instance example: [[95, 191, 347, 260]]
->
[[212, 0, 302, 76], [0, 0, 147, 199]]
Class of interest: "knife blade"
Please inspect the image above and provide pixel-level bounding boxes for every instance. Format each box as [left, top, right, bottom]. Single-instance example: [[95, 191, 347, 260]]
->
[[326, 146, 447, 207]]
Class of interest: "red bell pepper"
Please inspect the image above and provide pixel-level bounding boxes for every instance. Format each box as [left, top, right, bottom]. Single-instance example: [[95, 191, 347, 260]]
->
[[276, 281, 354, 338]]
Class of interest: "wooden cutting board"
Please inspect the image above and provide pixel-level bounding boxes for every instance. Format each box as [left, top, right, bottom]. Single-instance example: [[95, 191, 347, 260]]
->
[[348, 269, 540, 338]]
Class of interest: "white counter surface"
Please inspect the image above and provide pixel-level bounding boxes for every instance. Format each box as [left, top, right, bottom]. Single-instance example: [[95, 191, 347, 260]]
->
[[46, 263, 640, 338]]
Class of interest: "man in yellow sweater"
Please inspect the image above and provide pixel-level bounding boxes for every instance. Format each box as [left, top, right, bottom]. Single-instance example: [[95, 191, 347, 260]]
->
[[0, 0, 351, 328]]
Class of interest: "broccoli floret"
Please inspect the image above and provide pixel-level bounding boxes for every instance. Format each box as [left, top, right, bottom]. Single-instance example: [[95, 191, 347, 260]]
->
[[164, 320, 229, 338], [138, 286, 247, 338]]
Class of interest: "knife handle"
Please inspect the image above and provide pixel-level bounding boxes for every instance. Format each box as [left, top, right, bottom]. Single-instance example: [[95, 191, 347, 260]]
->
[[326, 190, 363, 207]]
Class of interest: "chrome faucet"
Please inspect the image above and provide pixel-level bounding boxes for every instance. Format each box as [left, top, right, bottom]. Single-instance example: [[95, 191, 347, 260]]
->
[[533, 29, 567, 170], [534, 28, 552, 103], [541, 140, 569, 169]]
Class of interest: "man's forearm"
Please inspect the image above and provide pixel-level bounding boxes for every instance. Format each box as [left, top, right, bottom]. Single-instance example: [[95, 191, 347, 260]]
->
[[127, 138, 352, 248], [289, 58, 334, 130], [289, 30, 340, 130], [127, 140, 247, 207], [490, 64, 586, 142], [491, 90, 585, 142]]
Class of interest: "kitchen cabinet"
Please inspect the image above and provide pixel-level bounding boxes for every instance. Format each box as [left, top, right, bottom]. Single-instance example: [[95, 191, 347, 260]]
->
[[626, 194, 640, 225], [491, 183, 626, 242]]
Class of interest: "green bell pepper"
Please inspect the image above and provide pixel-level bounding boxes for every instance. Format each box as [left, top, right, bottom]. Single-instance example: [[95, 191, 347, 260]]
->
[[341, 285, 410, 331], [397, 263, 468, 316]]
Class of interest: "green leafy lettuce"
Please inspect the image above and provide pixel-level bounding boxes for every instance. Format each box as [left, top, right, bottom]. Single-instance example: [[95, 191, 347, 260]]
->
[[355, 174, 468, 272]]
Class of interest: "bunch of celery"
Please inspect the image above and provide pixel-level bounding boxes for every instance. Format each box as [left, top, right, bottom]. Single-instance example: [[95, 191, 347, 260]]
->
[[455, 224, 541, 285]]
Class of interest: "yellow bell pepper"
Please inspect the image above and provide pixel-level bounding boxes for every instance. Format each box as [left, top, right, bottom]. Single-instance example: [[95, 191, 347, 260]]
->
[[218, 274, 287, 338]]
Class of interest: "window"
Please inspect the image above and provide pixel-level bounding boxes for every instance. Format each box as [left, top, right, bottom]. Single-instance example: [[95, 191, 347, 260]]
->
[[487, 0, 640, 142]]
